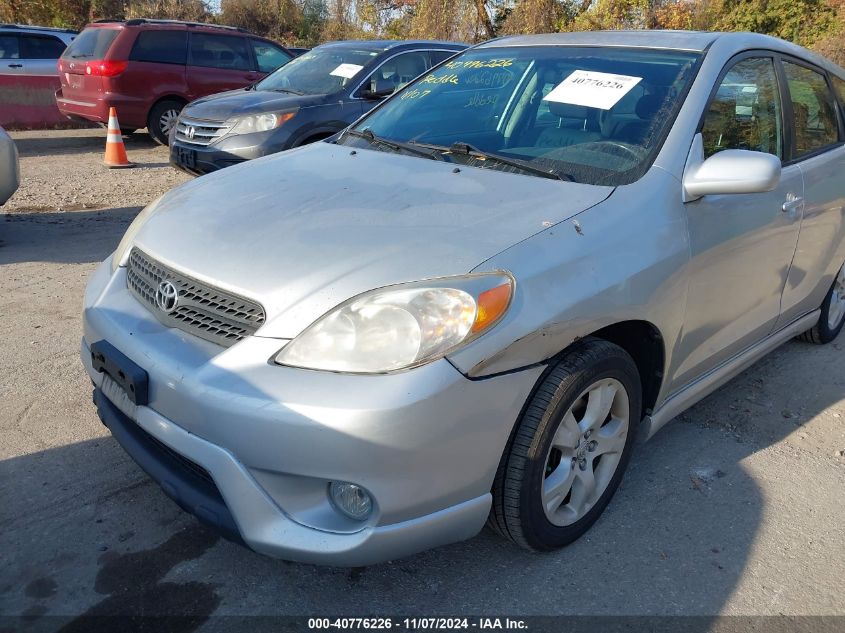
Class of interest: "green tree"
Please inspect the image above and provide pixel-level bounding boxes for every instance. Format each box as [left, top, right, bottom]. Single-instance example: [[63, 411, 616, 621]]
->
[[717, 0, 837, 47]]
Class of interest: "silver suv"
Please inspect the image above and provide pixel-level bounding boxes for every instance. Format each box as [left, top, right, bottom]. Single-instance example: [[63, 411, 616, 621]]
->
[[0, 24, 76, 76], [82, 31, 845, 565]]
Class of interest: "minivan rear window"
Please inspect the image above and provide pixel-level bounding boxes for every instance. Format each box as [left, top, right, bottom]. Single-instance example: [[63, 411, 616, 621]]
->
[[62, 27, 118, 60]]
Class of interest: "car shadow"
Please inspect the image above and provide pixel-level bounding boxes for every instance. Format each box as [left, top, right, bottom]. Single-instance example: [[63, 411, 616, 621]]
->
[[12, 132, 158, 158], [0, 206, 842, 626], [0, 207, 141, 266]]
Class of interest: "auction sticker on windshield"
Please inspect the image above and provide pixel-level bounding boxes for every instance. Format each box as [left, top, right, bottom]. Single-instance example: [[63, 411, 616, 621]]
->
[[543, 70, 642, 110], [330, 63, 364, 79]]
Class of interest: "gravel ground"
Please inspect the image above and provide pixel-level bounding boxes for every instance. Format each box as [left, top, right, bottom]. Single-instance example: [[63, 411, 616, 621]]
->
[[1, 129, 844, 630], [3, 128, 189, 213]]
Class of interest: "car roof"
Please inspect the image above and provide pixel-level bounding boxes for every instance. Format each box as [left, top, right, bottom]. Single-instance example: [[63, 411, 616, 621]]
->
[[479, 30, 845, 75], [0, 23, 77, 36], [85, 19, 253, 35], [319, 40, 466, 52], [478, 30, 720, 52]]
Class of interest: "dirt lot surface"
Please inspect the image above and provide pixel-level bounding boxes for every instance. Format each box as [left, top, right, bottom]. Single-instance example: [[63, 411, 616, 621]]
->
[[1, 129, 844, 629], [3, 129, 189, 213]]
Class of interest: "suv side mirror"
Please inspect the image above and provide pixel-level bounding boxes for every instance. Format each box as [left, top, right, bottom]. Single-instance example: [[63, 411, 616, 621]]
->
[[683, 133, 781, 200], [361, 76, 396, 100]]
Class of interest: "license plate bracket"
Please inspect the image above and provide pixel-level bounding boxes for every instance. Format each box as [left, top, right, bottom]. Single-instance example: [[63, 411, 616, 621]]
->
[[176, 146, 196, 169], [91, 340, 149, 405]]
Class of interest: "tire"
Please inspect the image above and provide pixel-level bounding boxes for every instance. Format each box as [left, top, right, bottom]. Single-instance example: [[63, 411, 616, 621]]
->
[[488, 338, 642, 551], [293, 131, 336, 148], [798, 261, 845, 345], [146, 99, 183, 146]]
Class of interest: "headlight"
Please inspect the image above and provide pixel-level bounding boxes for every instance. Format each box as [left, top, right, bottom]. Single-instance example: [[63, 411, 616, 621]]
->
[[229, 111, 297, 135], [274, 273, 513, 373], [111, 195, 164, 272]]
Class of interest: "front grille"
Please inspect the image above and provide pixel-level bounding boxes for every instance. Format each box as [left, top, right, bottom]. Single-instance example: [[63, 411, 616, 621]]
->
[[126, 248, 266, 347], [174, 117, 230, 146]]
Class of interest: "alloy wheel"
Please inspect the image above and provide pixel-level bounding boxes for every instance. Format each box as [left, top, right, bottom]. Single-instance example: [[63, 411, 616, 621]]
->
[[827, 263, 845, 330], [542, 377, 630, 526], [159, 109, 180, 137]]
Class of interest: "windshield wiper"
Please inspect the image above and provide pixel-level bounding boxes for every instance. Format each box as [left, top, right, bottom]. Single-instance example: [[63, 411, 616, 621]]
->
[[442, 141, 572, 181], [344, 128, 444, 161], [270, 88, 305, 95]]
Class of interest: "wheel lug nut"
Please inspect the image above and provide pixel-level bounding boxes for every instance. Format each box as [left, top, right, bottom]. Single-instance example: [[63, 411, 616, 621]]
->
[[588, 440, 597, 451], [578, 460, 587, 471], [584, 430, 591, 439]]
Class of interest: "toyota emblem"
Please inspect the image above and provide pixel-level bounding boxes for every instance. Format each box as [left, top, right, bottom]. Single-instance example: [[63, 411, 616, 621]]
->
[[155, 280, 179, 314], [185, 126, 196, 140]]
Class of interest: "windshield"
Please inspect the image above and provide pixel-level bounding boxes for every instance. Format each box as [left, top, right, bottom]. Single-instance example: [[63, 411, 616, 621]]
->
[[61, 27, 119, 59], [342, 46, 701, 185], [255, 45, 379, 95]]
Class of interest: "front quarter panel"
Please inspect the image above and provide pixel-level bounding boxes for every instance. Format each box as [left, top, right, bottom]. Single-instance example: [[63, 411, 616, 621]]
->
[[448, 168, 690, 409]]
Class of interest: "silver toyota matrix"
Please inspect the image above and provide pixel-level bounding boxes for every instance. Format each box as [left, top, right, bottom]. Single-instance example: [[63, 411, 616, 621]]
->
[[82, 31, 845, 565]]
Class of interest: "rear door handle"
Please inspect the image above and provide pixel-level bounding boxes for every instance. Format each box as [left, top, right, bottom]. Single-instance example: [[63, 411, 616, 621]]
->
[[8, 63, 23, 68]]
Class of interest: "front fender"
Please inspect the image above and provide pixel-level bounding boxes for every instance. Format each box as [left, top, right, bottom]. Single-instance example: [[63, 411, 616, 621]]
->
[[447, 168, 691, 409]]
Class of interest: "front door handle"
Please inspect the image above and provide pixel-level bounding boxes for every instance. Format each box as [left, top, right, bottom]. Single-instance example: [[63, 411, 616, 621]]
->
[[8, 63, 23, 68], [782, 195, 804, 214]]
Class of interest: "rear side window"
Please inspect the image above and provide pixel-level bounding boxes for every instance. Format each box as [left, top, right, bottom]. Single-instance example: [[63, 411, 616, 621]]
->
[[251, 39, 291, 73], [20, 35, 66, 59], [190, 33, 252, 71], [0, 34, 19, 59], [783, 61, 839, 157], [130, 30, 187, 65], [62, 27, 119, 60]]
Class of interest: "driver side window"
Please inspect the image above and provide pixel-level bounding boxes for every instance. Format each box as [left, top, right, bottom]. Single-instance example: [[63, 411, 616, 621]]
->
[[361, 51, 430, 97], [701, 57, 783, 159]]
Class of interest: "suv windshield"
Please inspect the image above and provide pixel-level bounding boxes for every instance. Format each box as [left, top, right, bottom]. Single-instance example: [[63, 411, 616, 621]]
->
[[61, 27, 118, 59], [255, 45, 379, 96], [341, 46, 701, 185]]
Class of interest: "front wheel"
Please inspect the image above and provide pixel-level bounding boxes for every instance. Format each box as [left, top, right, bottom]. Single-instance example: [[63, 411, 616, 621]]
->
[[147, 100, 183, 145], [799, 261, 845, 345], [488, 339, 642, 551]]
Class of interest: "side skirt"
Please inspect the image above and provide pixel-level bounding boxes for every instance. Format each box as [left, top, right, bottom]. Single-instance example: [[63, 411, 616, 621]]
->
[[641, 310, 821, 441]]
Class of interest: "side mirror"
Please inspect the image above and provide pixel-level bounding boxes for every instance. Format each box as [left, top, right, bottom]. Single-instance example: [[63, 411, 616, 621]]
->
[[683, 133, 781, 201], [361, 76, 396, 100]]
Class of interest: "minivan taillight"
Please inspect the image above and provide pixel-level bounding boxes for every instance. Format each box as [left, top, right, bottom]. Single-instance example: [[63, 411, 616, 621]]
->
[[85, 60, 127, 77]]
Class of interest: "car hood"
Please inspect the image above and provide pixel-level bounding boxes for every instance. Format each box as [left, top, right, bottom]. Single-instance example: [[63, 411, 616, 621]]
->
[[133, 142, 613, 339], [182, 89, 326, 120]]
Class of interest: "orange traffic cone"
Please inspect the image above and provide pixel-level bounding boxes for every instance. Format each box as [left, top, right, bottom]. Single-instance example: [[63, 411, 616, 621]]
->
[[104, 107, 134, 169]]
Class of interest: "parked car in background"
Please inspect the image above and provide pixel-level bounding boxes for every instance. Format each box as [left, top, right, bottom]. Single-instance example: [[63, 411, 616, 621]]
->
[[0, 25, 76, 128], [56, 19, 293, 144], [169, 40, 465, 174], [0, 24, 76, 75], [83, 31, 845, 565], [0, 126, 20, 205]]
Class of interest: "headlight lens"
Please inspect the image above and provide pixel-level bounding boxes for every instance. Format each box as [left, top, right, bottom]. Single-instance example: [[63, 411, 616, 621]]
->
[[111, 195, 164, 272], [229, 111, 296, 135], [274, 273, 513, 373]]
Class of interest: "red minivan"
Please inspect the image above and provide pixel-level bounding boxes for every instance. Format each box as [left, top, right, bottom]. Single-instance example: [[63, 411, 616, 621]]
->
[[56, 19, 293, 144]]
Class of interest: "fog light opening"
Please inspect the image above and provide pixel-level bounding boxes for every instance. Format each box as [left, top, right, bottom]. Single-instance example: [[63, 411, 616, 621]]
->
[[329, 481, 373, 521]]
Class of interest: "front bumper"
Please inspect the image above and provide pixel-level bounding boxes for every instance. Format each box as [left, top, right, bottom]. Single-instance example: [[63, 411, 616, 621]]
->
[[82, 259, 542, 565], [169, 129, 289, 175]]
